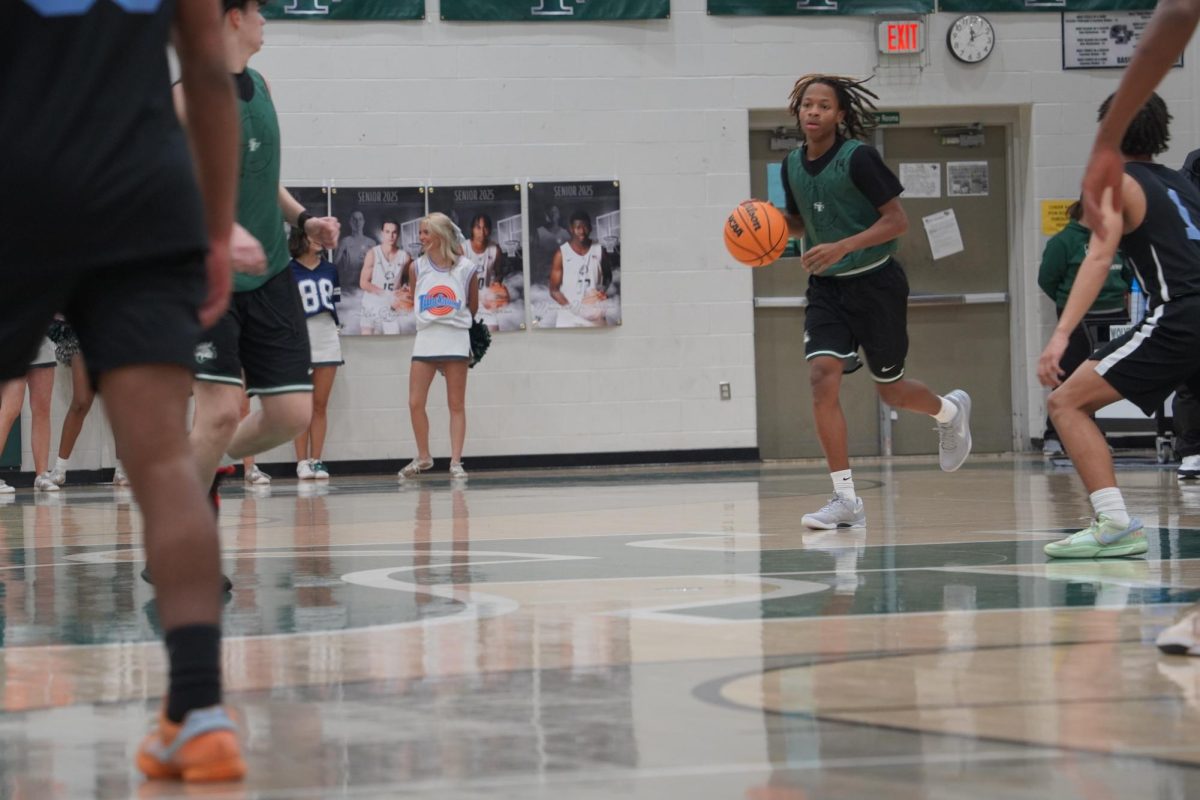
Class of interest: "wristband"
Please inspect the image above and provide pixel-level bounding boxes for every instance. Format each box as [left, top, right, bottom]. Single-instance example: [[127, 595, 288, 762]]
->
[[296, 211, 312, 230]]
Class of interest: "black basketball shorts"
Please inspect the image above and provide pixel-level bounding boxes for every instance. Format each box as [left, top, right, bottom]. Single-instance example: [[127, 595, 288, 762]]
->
[[804, 259, 909, 383], [1091, 295, 1200, 415]]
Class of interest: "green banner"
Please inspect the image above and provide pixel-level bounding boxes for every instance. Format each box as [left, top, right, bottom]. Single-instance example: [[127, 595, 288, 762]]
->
[[263, 0, 424, 20], [941, 0, 1152, 10], [708, 0, 929, 15], [441, 0, 668, 21]]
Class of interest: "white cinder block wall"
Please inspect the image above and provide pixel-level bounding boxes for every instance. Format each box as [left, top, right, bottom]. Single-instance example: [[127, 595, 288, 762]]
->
[[20, 0, 1200, 470]]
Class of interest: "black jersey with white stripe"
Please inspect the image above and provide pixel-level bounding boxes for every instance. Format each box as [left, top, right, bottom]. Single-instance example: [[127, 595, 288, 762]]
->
[[1, 0, 205, 269], [1121, 161, 1200, 307]]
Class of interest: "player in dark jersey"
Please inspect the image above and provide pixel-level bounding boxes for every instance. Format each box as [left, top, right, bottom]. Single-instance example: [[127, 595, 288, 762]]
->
[[180, 0, 340, 528], [1038, 92, 1200, 561], [779, 74, 972, 530], [2, 0, 255, 783]]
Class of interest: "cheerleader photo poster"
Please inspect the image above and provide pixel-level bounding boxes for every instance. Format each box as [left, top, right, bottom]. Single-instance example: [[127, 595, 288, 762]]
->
[[527, 180, 622, 328], [427, 184, 527, 332], [330, 186, 427, 336]]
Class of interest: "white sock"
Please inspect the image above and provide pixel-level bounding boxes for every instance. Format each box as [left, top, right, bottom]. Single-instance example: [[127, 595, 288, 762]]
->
[[932, 396, 958, 424], [1090, 487, 1130, 527], [832, 469, 856, 501], [54, 456, 70, 472]]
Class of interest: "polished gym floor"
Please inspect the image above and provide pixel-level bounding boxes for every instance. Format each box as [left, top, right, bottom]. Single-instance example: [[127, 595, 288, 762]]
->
[[2, 455, 1200, 798]]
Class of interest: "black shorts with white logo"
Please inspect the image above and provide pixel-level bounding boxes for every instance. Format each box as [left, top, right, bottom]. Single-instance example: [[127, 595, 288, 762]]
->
[[1092, 295, 1200, 415], [0, 251, 205, 386], [195, 269, 313, 396], [804, 258, 908, 383]]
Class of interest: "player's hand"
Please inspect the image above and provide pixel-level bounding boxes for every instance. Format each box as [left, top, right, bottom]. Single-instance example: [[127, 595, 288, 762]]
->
[[305, 216, 341, 249], [392, 285, 413, 311], [1081, 143, 1124, 238], [801, 241, 849, 275], [200, 238, 233, 329], [230, 223, 267, 275], [1037, 330, 1070, 388], [482, 282, 509, 310]]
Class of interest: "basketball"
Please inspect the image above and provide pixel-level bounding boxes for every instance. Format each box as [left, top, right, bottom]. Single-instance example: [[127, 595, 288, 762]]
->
[[724, 200, 788, 267]]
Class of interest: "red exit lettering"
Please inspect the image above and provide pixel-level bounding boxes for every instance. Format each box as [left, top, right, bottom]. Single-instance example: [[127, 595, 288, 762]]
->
[[886, 23, 920, 53]]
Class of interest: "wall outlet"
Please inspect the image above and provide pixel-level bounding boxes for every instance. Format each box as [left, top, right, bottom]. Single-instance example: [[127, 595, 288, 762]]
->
[[719, 382, 731, 401]]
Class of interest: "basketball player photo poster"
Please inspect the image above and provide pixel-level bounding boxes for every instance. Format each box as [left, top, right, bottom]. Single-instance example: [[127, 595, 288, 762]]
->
[[427, 184, 527, 332], [527, 180, 622, 329], [330, 186, 427, 336]]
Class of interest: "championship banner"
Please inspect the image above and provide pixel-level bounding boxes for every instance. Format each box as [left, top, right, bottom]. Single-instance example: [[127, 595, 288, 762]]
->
[[428, 185, 527, 333], [527, 181, 622, 329], [330, 187, 427, 336], [441, 0, 668, 21], [707, 0, 930, 16], [262, 0, 424, 20], [940, 0, 1152, 12]]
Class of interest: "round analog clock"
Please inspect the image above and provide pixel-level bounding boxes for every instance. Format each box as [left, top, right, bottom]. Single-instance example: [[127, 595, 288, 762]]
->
[[947, 14, 995, 64]]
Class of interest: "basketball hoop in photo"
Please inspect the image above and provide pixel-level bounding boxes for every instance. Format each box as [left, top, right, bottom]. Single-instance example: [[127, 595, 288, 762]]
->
[[501, 239, 521, 258], [403, 241, 423, 260], [601, 236, 619, 253]]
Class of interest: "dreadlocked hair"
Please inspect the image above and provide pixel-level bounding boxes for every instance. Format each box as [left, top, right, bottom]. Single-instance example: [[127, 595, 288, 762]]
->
[[1098, 91, 1171, 157], [787, 74, 881, 142]]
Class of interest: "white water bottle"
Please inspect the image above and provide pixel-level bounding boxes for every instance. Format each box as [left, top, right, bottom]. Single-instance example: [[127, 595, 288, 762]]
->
[[1129, 278, 1145, 323]]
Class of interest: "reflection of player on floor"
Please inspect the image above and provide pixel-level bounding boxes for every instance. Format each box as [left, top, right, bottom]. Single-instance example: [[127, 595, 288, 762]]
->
[[549, 211, 610, 328], [359, 220, 412, 335], [779, 74, 972, 530], [7, 0, 251, 782], [1038, 93, 1200, 562], [399, 214, 480, 482], [184, 0, 340, 534]]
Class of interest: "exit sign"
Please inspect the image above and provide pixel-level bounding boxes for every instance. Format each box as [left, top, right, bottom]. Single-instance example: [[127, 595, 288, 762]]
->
[[878, 20, 924, 55]]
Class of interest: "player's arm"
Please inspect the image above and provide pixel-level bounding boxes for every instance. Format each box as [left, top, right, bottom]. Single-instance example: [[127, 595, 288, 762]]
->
[[1038, 179, 1144, 387], [359, 249, 379, 293], [279, 186, 340, 249], [548, 250, 568, 306], [468, 268, 480, 316], [171, 4, 241, 324], [1083, 0, 1200, 232]]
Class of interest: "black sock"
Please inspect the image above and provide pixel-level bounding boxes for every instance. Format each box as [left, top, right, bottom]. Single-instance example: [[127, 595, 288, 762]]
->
[[165, 624, 222, 724]]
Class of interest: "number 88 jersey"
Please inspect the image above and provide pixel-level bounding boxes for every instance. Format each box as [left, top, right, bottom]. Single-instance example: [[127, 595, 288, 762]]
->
[[290, 258, 341, 326]]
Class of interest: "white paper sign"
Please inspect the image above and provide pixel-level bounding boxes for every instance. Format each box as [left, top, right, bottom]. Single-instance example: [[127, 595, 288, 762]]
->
[[947, 161, 989, 197], [899, 163, 942, 198], [922, 209, 965, 261], [1063, 11, 1184, 70]]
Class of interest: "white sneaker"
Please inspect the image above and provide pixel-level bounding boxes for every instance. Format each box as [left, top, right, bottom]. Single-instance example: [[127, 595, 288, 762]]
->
[[937, 389, 973, 472], [310, 460, 330, 479], [1158, 607, 1200, 655], [399, 458, 434, 479], [802, 495, 865, 529], [0, 479, 14, 494], [47, 466, 67, 486], [449, 463, 468, 480], [1179, 455, 1200, 480], [244, 465, 271, 486], [296, 460, 315, 480], [34, 473, 60, 492], [113, 462, 130, 486], [1042, 438, 1064, 457]]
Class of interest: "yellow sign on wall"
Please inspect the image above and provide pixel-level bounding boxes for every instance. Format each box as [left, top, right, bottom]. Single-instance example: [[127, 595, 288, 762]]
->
[[1041, 199, 1075, 235]]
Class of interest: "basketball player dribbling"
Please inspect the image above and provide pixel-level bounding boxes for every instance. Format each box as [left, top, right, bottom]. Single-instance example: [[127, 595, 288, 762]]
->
[[359, 220, 413, 335], [779, 74, 973, 529], [5, 0, 258, 782]]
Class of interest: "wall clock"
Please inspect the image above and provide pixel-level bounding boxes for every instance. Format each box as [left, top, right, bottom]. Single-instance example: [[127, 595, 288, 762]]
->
[[947, 14, 995, 64]]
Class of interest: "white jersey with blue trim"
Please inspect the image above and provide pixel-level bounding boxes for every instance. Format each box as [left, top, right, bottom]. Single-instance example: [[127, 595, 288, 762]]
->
[[415, 254, 477, 331]]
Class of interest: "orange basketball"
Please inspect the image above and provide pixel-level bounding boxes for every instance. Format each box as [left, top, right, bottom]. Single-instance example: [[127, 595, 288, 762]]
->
[[724, 200, 788, 267]]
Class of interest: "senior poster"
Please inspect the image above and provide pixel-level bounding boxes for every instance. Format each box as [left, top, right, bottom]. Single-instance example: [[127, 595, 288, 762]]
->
[[330, 186, 426, 336], [427, 184, 526, 332], [527, 180, 621, 328]]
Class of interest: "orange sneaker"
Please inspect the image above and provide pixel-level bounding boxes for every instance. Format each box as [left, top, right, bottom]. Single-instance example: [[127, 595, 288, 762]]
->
[[136, 706, 246, 783]]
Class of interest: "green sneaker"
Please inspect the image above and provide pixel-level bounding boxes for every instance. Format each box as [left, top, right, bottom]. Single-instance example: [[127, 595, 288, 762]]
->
[[1043, 514, 1147, 559]]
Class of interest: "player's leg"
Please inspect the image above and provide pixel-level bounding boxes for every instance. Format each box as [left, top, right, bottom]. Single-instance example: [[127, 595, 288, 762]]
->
[[401, 359, 438, 478], [307, 364, 337, 478], [51, 354, 95, 485], [27, 364, 55, 490], [444, 360, 468, 478]]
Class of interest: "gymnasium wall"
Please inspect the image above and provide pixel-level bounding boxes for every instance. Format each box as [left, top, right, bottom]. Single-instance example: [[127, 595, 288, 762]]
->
[[22, 0, 1199, 471]]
